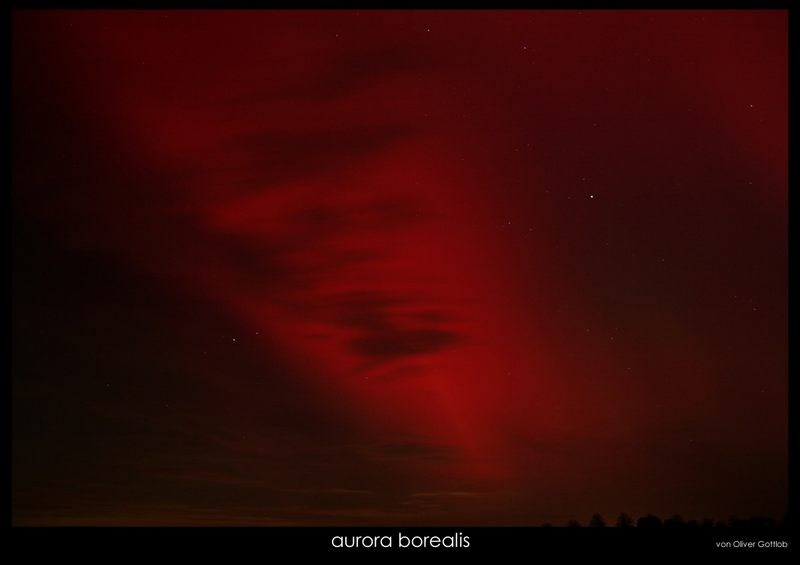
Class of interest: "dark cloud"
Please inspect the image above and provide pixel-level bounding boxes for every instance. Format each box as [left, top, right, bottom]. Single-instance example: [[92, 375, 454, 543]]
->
[[370, 364, 427, 382], [351, 328, 460, 361], [333, 291, 407, 330], [218, 126, 413, 192], [278, 44, 432, 101], [327, 290, 462, 364], [293, 198, 421, 236], [372, 442, 462, 463]]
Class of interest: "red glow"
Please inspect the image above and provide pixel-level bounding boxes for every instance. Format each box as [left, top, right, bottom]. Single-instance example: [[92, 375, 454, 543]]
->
[[13, 10, 787, 525]]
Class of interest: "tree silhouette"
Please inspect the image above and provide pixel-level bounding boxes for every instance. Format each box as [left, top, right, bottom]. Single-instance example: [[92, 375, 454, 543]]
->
[[542, 513, 783, 528], [746, 517, 776, 528], [589, 513, 606, 527], [615, 513, 634, 527], [664, 514, 685, 528], [636, 514, 662, 527], [728, 516, 747, 528]]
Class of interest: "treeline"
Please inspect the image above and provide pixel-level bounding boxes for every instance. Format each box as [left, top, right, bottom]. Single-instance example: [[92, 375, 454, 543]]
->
[[542, 513, 789, 528]]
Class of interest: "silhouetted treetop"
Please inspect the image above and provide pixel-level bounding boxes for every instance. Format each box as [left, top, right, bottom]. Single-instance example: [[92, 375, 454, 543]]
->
[[541, 513, 784, 528], [637, 514, 662, 528], [589, 514, 606, 527], [615, 513, 634, 528], [664, 514, 685, 528]]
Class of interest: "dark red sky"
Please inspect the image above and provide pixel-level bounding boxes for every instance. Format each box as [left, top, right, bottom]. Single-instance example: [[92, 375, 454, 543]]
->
[[12, 10, 787, 526]]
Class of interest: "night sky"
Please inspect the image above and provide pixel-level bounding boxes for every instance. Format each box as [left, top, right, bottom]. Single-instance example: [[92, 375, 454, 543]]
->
[[12, 10, 787, 526]]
